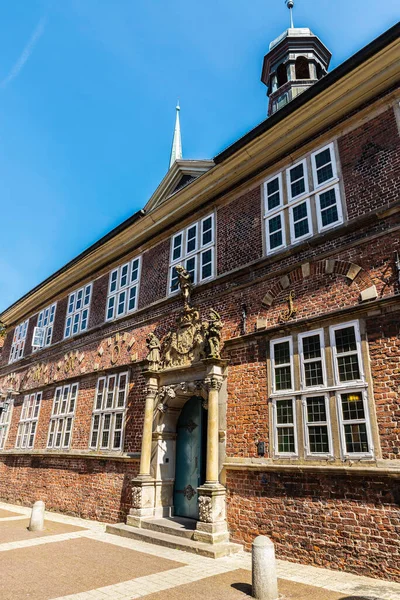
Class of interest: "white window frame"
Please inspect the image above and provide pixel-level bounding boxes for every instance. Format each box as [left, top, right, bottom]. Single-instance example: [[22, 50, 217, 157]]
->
[[106, 257, 142, 322], [64, 284, 92, 339], [288, 197, 313, 244], [270, 320, 373, 461], [298, 329, 327, 391], [0, 396, 13, 450], [330, 321, 365, 387], [15, 392, 42, 449], [336, 388, 374, 459], [262, 141, 345, 257], [311, 142, 338, 190], [89, 372, 129, 451], [286, 158, 309, 203], [168, 213, 215, 295], [32, 303, 57, 352], [302, 393, 333, 458], [315, 184, 343, 233], [271, 336, 294, 393], [272, 397, 298, 457], [9, 319, 29, 364], [47, 383, 79, 449], [263, 173, 287, 255]]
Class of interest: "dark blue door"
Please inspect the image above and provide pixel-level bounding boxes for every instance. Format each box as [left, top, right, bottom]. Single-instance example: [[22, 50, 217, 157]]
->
[[174, 396, 205, 519]]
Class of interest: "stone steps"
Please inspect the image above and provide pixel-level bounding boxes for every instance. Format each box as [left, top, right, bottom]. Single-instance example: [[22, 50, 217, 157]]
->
[[140, 516, 196, 540], [106, 522, 242, 559]]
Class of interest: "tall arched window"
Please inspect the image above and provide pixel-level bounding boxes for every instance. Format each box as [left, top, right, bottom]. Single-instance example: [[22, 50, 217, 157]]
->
[[276, 63, 288, 88], [295, 56, 310, 80]]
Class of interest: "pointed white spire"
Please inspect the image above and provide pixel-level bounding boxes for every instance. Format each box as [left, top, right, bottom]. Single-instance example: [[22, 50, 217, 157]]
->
[[169, 102, 182, 169]]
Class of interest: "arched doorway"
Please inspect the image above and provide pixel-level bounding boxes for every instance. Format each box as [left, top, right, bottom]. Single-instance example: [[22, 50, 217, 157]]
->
[[173, 396, 207, 519]]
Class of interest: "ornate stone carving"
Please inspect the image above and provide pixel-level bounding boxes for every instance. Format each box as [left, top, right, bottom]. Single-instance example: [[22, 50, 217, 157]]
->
[[205, 310, 223, 359], [183, 484, 196, 501], [162, 308, 205, 368], [279, 290, 297, 323], [198, 495, 213, 523], [131, 486, 142, 509], [203, 376, 223, 393], [175, 264, 193, 309], [146, 333, 161, 371]]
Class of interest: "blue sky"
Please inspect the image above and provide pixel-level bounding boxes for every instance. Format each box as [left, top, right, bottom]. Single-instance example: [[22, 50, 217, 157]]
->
[[0, 0, 398, 313]]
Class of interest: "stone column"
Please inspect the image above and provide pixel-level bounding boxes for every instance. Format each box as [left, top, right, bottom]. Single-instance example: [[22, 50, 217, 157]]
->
[[194, 364, 229, 545], [205, 375, 221, 485], [138, 375, 158, 479], [128, 373, 158, 527]]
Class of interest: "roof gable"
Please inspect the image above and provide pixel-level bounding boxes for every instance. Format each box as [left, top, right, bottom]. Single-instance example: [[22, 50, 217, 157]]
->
[[144, 159, 214, 213]]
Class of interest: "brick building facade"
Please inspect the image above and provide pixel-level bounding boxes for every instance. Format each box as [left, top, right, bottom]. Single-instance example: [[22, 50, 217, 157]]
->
[[0, 20, 399, 581]]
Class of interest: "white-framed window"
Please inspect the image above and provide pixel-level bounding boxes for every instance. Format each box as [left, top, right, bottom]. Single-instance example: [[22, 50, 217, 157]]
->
[[9, 319, 29, 364], [106, 257, 141, 321], [169, 214, 215, 294], [311, 143, 337, 189], [47, 383, 78, 449], [299, 329, 327, 390], [288, 197, 312, 243], [287, 159, 309, 202], [330, 321, 364, 387], [89, 372, 129, 451], [0, 396, 13, 450], [273, 397, 298, 457], [336, 389, 373, 458], [302, 394, 333, 457], [64, 284, 92, 339], [32, 303, 57, 351], [270, 320, 373, 460], [271, 337, 294, 393], [15, 392, 42, 449], [262, 142, 343, 255]]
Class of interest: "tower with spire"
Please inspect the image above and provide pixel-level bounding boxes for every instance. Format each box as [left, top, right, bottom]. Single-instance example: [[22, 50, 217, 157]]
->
[[169, 103, 183, 168], [261, 0, 332, 116]]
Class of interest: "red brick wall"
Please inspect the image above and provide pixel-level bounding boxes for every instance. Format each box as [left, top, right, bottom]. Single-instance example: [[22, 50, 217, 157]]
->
[[52, 297, 68, 345], [89, 274, 109, 329], [226, 469, 400, 582], [225, 339, 269, 458], [368, 315, 400, 460], [0, 326, 14, 367], [217, 188, 263, 275], [25, 314, 37, 358], [138, 239, 170, 309], [0, 455, 138, 522], [338, 108, 400, 220]]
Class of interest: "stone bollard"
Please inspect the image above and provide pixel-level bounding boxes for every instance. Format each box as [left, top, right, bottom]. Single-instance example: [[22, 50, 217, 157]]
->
[[28, 501, 45, 532], [252, 535, 278, 600]]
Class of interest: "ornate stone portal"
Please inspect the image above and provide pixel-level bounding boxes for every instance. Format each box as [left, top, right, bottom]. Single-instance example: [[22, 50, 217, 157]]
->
[[129, 266, 229, 545]]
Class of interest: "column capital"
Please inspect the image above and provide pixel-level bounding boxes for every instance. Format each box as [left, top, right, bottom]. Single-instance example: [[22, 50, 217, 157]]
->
[[203, 375, 223, 393]]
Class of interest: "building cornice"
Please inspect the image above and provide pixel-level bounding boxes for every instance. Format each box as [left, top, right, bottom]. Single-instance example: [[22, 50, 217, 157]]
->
[[1, 26, 399, 326], [224, 458, 400, 479]]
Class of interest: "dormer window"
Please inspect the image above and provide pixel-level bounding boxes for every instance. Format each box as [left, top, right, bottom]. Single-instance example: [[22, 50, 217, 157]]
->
[[169, 214, 215, 295]]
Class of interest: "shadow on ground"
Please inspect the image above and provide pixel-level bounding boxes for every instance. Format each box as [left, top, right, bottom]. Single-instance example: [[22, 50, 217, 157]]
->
[[230, 584, 385, 600]]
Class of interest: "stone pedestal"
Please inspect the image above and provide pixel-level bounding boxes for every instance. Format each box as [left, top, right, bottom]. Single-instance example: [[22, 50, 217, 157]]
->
[[193, 483, 229, 544], [127, 478, 156, 527]]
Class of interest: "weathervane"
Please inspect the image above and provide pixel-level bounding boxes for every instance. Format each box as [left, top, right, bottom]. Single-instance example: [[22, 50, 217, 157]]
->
[[285, 0, 295, 29]]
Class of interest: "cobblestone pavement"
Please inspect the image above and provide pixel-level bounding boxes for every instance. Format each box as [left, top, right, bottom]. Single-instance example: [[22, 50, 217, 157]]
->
[[0, 501, 398, 600]]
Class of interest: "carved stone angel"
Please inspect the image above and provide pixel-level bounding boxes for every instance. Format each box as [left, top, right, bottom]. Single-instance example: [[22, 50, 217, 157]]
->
[[146, 333, 161, 371]]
